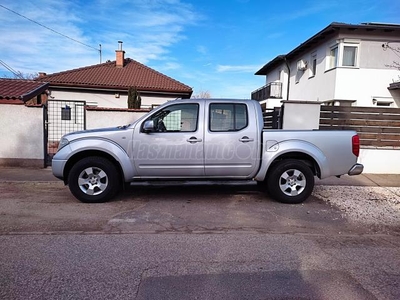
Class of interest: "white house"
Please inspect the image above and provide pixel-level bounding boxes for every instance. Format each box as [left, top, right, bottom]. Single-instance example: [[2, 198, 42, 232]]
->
[[252, 22, 400, 109]]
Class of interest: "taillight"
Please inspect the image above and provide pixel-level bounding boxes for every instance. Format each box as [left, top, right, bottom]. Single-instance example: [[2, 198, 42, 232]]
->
[[352, 135, 360, 157]]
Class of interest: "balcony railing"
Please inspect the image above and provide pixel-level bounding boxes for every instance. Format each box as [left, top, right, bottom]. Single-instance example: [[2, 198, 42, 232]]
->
[[251, 82, 282, 101]]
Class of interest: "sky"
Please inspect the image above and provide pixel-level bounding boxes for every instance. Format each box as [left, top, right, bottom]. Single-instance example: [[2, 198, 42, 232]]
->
[[0, 0, 399, 98]]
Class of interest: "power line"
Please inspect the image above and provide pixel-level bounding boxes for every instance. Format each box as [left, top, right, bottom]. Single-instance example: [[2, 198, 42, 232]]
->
[[0, 4, 99, 52], [0, 60, 24, 78]]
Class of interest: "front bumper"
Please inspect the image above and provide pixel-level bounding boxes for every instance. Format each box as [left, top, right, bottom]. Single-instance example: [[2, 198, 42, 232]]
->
[[348, 163, 364, 176], [52, 158, 67, 180]]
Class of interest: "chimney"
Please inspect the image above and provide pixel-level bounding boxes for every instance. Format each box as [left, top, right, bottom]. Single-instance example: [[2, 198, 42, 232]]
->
[[38, 72, 47, 78], [115, 41, 125, 68]]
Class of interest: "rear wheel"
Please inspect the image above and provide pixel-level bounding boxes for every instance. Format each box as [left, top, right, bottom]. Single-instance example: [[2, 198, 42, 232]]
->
[[68, 156, 120, 203], [267, 159, 314, 204]]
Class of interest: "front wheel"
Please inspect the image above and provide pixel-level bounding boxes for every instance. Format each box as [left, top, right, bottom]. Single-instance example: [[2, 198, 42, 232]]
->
[[267, 159, 314, 204], [68, 156, 120, 203]]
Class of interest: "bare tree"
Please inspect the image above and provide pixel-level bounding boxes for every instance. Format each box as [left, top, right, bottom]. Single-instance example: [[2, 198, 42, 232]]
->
[[383, 42, 400, 71], [191, 90, 211, 99], [1, 71, 39, 80]]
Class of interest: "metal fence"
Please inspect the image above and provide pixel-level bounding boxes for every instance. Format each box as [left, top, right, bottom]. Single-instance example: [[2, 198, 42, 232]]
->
[[44, 100, 86, 166]]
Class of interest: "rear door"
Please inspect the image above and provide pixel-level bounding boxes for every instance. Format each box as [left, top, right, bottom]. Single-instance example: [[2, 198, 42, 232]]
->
[[204, 101, 259, 178]]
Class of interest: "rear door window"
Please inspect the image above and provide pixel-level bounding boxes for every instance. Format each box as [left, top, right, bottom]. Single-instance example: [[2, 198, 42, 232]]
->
[[209, 103, 248, 132]]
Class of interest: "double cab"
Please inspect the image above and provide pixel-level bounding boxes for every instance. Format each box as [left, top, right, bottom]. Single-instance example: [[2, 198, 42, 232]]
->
[[52, 98, 363, 204]]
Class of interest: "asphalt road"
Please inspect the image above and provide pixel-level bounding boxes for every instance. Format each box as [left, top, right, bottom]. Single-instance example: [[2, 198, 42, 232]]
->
[[1, 233, 399, 300], [0, 174, 399, 299]]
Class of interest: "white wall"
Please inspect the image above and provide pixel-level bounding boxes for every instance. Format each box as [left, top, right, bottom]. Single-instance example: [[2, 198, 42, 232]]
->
[[359, 148, 400, 174], [359, 40, 400, 69], [264, 98, 283, 109], [0, 104, 148, 167], [282, 101, 321, 130], [86, 110, 148, 129], [49, 90, 175, 109], [0, 105, 44, 165], [335, 68, 399, 106], [289, 43, 338, 102]]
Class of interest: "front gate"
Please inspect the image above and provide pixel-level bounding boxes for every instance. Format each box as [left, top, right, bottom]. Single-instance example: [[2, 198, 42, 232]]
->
[[44, 100, 86, 166]]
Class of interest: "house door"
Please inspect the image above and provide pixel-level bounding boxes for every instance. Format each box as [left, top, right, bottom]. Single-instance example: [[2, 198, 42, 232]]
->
[[44, 100, 86, 166]]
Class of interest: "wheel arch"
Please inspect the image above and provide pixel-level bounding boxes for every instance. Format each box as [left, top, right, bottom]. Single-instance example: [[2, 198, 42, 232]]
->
[[255, 139, 328, 181], [63, 150, 125, 185], [266, 151, 321, 179], [55, 137, 137, 185]]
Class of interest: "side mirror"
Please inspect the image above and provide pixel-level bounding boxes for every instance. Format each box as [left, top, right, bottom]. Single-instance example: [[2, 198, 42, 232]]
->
[[143, 120, 155, 133]]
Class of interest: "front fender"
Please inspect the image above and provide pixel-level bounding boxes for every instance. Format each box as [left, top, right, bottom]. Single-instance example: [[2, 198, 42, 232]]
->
[[52, 138, 135, 182], [255, 140, 329, 181]]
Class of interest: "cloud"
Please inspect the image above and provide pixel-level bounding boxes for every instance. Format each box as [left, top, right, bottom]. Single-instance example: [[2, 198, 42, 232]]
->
[[266, 32, 285, 39], [269, 1, 337, 23], [152, 62, 182, 71], [216, 64, 259, 73], [196, 45, 208, 55], [0, 0, 199, 74]]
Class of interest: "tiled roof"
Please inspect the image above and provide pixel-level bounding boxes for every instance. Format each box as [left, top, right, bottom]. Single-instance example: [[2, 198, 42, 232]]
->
[[38, 58, 193, 95], [0, 78, 49, 102]]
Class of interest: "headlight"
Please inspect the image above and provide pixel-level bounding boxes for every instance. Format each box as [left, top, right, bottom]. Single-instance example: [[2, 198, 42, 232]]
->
[[57, 137, 70, 151]]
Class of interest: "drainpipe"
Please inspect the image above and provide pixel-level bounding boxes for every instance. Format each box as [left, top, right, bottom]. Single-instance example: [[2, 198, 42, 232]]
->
[[284, 57, 290, 100]]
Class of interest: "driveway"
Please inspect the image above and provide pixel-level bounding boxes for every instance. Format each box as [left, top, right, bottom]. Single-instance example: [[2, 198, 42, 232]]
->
[[0, 169, 398, 235]]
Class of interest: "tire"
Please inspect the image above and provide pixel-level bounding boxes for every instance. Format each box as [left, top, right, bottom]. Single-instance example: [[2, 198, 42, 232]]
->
[[68, 156, 120, 203], [266, 159, 314, 204], [256, 180, 269, 192]]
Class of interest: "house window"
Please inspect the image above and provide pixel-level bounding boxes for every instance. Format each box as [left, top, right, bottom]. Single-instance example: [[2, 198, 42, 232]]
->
[[326, 41, 360, 71], [309, 53, 317, 77], [328, 45, 338, 69], [376, 102, 392, 107], [61, 106, 71, 120], [342, 45, 358, 67]]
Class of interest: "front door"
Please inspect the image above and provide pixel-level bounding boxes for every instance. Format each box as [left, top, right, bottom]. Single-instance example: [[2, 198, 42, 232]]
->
[[204, 102, 259, 178], [132, 103, 204, 178]]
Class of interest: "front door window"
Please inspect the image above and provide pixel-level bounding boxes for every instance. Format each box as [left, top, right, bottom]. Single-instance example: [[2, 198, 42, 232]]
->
[[147, 104, 199, 132]]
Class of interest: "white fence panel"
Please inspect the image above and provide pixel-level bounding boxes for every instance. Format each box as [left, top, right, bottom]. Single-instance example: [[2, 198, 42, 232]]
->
[[0, 105, 43, 167]]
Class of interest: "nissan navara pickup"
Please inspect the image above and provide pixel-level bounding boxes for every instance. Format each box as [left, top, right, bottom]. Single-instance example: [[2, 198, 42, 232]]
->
[[52, 98, 363, 204]]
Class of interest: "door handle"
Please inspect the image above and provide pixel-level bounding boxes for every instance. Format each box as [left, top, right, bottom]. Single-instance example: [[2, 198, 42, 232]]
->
[[239, 136, 254, 143], [187, 137, 202, 144]]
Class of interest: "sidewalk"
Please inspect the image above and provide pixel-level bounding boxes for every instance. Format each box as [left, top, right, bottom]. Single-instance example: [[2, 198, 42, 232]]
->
[[316, 173, 400, 187], [0, 167, 57, 182], [0, 167, 399, 186]]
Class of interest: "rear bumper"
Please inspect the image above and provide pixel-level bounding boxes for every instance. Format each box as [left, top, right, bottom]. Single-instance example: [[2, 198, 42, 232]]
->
[[348, 163, 364, 176]]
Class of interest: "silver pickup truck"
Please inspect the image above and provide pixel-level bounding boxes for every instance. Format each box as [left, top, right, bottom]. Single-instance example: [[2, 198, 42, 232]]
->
[[52, 98, 363, 204]]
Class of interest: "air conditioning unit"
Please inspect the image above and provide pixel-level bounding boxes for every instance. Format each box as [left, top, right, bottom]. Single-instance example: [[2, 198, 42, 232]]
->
[[297, 60, 307, 71]]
